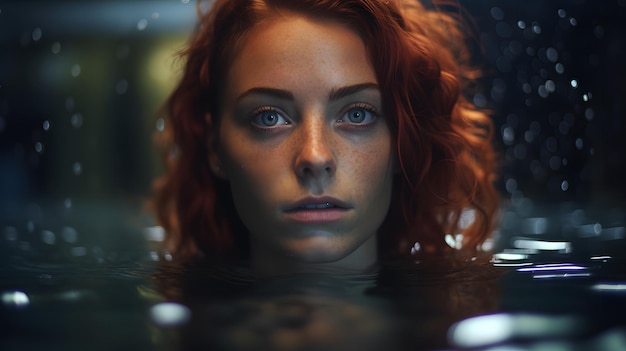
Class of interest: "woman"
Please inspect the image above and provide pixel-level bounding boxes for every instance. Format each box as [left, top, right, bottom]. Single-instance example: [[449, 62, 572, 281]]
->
[[152, 0, 499, 275]]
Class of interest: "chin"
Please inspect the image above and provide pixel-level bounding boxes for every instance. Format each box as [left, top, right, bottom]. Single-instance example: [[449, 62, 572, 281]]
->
[[280, 235, 367, 264]]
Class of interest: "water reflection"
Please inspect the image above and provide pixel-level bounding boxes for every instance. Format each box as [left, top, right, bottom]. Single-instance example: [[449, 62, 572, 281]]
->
[[1, 227, 625, 351], [449, 313, 585, 349], [1, 290, 30, 308], [149, 257, 503, 350]]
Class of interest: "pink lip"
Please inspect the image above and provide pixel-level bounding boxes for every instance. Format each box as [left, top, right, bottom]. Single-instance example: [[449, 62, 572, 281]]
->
[[282, 196, 351, 223]]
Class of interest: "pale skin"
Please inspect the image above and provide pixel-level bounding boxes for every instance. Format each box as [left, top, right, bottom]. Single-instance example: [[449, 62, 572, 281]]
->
[[210, 12, 395, 276]]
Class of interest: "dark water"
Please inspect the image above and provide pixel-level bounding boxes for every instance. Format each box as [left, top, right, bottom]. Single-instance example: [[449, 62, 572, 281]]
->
[[2, 208, 626, 351]]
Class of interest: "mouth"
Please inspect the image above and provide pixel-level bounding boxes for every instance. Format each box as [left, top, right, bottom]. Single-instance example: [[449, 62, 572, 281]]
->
[[288, 202, 339, 211], [282, 197, 351, 223], [284, 197, 351, 212]]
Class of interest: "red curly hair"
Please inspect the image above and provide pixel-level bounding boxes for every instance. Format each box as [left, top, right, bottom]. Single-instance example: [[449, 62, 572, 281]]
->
[[152, 0, 499, 261]]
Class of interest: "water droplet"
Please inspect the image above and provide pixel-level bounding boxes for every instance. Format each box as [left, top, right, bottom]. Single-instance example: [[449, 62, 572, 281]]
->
[[72, 162, 82, 175], [51, 42, 61, 54], [151, 12, 160, 20], [43, 120, 50, 131], [34, 142, 43, 153], [115, 80, 128, 95], [71, 247, 87, 256], [41, 230, 55, 245], [545, 137, 558, 153], [550, 156, 562, 171], [502, 126, 515, 145], [156, 118, 165, 132], [71, 113, 83, 128], [522, 83, 532, 94], [538, 85, 548, 98], [530, 121, 541, 135], [61, 227, 78, 243], [71, 64, 81, 78], [575, 138, 584, 150], [545, 80, 556, 93], [555, 63, 565, 74], [32, 27, 42, 41], [490, 7, 504, 21], [524, 98, 532, 107], [473, 93, 487, 108], [569, 17, 577, 26], [594, 26, 605, 39], [530, 159, 543, 176], [558, 9, 567, 18], [514, 144, 527, 160], [546, 48, 558, 62], [561, 180, 569, 191], [505, 178, 518, 193], [137, 18, 148, 31], [64, 197, 72, 208], [524, 130, 534, 143], [570, 79, 578, 88], [532, 24, 542, 34], [5, 226, 18, 241], [585, 108, 594, 121], [508, 41, 523, 55], [517, 20, 526, 30], [582, 93, 590, 102]]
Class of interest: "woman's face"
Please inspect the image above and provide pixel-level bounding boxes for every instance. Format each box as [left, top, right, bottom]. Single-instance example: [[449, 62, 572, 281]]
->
[[215, 13, 394, 272]]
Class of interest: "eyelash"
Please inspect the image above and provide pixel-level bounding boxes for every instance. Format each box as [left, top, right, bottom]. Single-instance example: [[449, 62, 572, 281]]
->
[[336, 103, 379, 127], [247, 102, 379, 131], [248, 106, 290, 130]]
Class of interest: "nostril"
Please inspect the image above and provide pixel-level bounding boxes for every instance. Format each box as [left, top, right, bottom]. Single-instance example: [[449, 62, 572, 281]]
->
[[296, 158, 336, 179]]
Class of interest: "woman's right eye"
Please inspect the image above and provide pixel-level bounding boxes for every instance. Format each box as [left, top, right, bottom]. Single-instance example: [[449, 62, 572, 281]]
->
[[250, 108, 289, 128]]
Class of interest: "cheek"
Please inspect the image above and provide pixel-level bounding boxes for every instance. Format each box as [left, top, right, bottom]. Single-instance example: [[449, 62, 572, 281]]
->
[[351, 133, 394, 184], [220, 136, 285, 204]]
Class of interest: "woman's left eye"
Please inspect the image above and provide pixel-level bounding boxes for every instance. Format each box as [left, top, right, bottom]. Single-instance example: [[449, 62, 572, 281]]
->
[[338, 105, 376, 125]]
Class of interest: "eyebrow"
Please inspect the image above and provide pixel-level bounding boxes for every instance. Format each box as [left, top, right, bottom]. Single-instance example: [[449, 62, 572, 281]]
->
[[236, 83, 379, 103], [328, 83, 379, 101]]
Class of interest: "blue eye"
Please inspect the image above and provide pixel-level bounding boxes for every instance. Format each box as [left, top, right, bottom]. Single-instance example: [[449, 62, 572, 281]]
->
[[251, 108, 288, 128], [347, 109, 368, 123], [339, 106, 376, 124]]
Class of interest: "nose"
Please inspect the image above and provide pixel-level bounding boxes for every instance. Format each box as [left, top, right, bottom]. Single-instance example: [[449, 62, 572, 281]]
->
[[294, 119, 336, 180]]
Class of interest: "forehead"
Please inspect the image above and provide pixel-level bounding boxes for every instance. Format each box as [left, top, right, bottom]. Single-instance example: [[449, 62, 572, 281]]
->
[[224, 12, 377, 97]]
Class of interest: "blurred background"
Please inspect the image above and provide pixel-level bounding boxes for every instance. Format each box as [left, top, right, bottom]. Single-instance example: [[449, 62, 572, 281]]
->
[[1, 0, 625, 255]]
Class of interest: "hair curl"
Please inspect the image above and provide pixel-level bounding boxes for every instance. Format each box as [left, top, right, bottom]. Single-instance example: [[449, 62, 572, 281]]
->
[[151, 0, 500, 261]]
